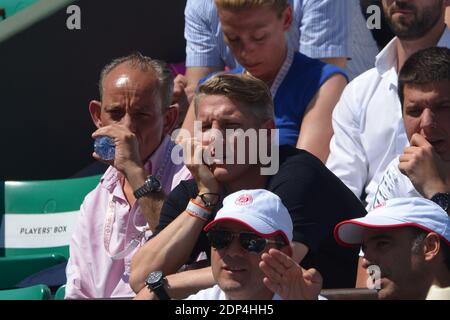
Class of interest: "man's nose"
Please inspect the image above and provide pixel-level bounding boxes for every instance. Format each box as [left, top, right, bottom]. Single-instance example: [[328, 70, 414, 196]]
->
[[119, 114, 136, 132], [239, 40, 256, 59], [361, 249, 379, 270], [419, 108, 436, 136], [361, 256, 371, 270], [226, 237, 246, 257]]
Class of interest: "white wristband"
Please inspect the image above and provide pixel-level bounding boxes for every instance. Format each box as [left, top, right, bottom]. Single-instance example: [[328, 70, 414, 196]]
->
[[186, 200, 212, 221]]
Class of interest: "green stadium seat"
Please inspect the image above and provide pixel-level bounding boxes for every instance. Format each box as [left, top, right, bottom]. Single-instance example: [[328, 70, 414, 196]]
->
[[0, 0, 40, 19], [0, 175, 100, 258], [0, 253, 66, 289], [54, 284, 65, 300], [0, 284, 52, 300], [0, 175, 100, 289]]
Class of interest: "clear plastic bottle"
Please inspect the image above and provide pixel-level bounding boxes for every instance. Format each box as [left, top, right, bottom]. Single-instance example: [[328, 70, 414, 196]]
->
[[94, 136, 115, 160]]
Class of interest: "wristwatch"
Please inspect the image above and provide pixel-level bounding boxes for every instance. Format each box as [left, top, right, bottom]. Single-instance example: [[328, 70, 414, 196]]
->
[[430, 193, 449, 212], [145, 271, 171, 300], [133, 175, 162, 199]]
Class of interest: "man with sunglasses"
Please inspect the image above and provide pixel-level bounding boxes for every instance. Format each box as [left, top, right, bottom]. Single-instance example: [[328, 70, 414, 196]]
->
[[186, 189, 322, 300], [256, 197, 450, 300], [131, 73, 366, 299]]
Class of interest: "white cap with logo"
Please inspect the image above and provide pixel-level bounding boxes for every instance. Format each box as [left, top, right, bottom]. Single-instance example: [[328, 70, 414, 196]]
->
[[204, 189, 293, 244], [334, 197, 450, 247]]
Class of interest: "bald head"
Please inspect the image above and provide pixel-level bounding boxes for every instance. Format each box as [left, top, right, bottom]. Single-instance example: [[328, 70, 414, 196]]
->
[[99, 52, 174, 111]]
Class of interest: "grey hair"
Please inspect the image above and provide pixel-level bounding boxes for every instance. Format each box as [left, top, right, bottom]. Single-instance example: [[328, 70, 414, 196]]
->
[[98, 52, 174, 111]]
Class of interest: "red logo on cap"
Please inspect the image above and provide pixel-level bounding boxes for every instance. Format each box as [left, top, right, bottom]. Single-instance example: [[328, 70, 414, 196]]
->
[[374, 202, 386, 209], [235, 194, 253, 206]]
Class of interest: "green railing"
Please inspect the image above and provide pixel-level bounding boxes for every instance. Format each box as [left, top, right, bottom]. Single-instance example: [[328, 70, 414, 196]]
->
[[0, 0, 41, 19], [0, 0, 76, 42]]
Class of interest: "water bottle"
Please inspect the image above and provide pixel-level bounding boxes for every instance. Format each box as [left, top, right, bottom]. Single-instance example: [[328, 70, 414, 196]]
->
[[94, 136, 115, 160]]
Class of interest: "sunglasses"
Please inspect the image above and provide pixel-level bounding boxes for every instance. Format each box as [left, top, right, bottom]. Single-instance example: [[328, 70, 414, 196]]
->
[[206, 229, 286, 254]]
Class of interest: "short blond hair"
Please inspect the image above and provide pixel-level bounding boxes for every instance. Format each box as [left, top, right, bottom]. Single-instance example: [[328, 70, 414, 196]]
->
[[215, 0, 288, 16], [194, 73, 274, 125]]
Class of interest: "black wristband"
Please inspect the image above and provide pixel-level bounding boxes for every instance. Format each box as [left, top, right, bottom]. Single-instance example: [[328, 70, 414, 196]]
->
[[198, 192, 220, 208]]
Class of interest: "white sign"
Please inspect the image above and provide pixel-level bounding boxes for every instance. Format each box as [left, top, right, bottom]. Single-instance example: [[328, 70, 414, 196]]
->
[[0, 211, 79, 248]]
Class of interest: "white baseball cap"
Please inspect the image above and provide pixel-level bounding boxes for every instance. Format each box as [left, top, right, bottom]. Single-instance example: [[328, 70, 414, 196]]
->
[[334, 197, 450, 247], [204, 189, 293, 244]]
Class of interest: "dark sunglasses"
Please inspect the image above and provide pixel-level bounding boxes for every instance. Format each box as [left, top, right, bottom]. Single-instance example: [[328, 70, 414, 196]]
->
[[206, 229, 286, 254]]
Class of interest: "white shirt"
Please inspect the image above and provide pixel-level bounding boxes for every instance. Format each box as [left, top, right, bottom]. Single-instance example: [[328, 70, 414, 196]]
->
[[186, 284, 326, 300], [185, 285, 227, 300], [368, 157, 421, 211], [185, 285, 282, 300], [426, 285, 450, 300], [326, 26, 450, 207]]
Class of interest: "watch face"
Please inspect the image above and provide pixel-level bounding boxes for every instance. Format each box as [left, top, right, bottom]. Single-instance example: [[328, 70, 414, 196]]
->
[[146, 271, 163, 285], [145, 270, 170, 300], [152, 176, 161, 190], [147, 176, 161, 192]]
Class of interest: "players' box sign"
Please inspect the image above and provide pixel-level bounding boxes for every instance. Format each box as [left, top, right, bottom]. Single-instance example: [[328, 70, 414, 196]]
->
[[0, 211, 78, 248]]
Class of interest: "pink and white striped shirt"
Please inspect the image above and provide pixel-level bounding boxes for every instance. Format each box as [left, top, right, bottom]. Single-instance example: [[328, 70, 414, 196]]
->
[[65, 136, 192, 299]]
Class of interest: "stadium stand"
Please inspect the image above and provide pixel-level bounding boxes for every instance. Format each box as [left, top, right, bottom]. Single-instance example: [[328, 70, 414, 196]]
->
[[0, 175, 100, 289]]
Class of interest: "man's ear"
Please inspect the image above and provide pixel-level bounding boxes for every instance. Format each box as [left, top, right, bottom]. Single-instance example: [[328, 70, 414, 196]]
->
[[163, 105, 179, 135], [89, 100, 103, 129], [261, 118, 276, 130], [445, 1, 450, 24], [423, 233, 441, 262], [282, 5, 293, 32]]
